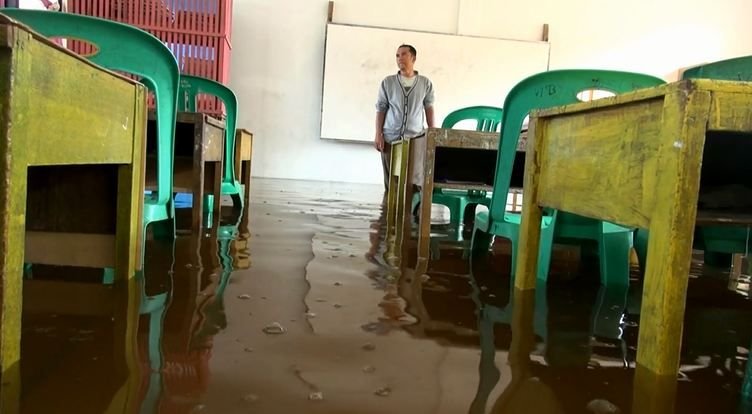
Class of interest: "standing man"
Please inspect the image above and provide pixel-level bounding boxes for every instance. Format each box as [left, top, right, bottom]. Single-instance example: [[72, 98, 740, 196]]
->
[[375, 44, 435, 193]]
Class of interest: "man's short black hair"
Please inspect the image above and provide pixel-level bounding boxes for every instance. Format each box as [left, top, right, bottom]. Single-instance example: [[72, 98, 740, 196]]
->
[[399, 44, 417, 58]]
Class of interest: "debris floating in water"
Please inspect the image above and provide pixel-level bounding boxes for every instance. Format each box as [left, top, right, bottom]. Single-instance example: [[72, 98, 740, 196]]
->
[[238, 294, 251, 300], [262, 322, 287, 335], [374, 387, 391, 397], [586, 399, 621, 414], [305, 312, 317, 318], [362, 343, 376, 351], [362, 365, 376, 374], [242, 394, 259, 403], [308, 391, 324, 401]]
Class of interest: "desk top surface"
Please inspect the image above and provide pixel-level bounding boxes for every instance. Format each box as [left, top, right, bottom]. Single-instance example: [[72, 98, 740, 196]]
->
[[532, 79, 752, 120], [526, 77, 752, 230], [425, 127, 527, 151]]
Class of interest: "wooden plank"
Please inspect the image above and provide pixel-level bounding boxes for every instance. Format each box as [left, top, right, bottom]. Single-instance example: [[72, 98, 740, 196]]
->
[[171, 156, 194, 193], [514, 114, 546, 291], [19, 28, 137, 166], [384, 142, 401, 260], [235, 129, 254, 210], [636, 86, 711, 381], [237, 129, 253, 161], [0, 26, 24, 414], [174, 111, 203, 124], [202, 121, 224, 162], [191, 114, 208, 231], [429, 128, 500, 150], [433, 183, 493, 191], [24, 232, 116, 268], [536, 96, 665, 229], [116, 85, 147, 274], [695, 210, 752, 226], [707, 90, 752, 132]]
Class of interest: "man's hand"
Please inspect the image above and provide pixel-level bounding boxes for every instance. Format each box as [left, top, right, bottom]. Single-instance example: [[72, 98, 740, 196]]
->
[[374, 133, 385, 152]]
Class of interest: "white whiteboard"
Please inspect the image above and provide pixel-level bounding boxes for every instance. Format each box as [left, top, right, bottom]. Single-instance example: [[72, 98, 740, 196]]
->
[[320, 23, 550, 142]]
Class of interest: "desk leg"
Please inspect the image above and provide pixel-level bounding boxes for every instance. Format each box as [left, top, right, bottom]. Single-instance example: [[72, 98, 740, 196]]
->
[[241, 159, 252, 210], [192, 151, 206, 232], [416, 136, 434, 268], [106, 277, 142, 414], [115, 104, 145, 277], [0, 162, 27, 414], [632, 89, 710, 412], [385, 145, 399, 261], [210, 159, 223, 230], [515, 119, 545, 291], [394, 142, 411, 266]]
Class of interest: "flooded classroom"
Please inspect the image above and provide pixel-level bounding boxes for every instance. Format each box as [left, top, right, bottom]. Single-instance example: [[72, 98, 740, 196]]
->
[[2, 1, 752, 414]]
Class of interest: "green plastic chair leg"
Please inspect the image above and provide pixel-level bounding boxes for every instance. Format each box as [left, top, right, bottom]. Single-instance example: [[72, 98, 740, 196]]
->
[[471, 228, 494, 259], [591, 283, 628, 339], [103, 268, 115, 285], [509, 234, 520, 279], [150, 204, 176, 240], [528, 215, 556, 284], [203, 194, 215, 229], [599, 226, 632, 286], [449, 198, 465, 226], [535, 222, 557, 282]]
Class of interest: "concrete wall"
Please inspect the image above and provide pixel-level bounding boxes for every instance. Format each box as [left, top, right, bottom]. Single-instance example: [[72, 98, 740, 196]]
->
[[230, 0, 752, 184]]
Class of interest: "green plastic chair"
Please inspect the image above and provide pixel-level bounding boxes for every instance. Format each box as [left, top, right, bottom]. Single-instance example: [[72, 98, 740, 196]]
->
[[635, 55, 752, 272], [178, 75, 245, 211], [471, 69, 665, 285], [2, 10, 180, 239], [411, 106, 502, 241]]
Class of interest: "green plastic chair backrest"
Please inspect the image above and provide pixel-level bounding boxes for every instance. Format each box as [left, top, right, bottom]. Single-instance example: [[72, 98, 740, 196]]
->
[[1, 10, 180, 208], [488, 69, 666, 224], [681, 55, 752, 81], [441, 106, 503, 132], [178, 75, 239, 185]]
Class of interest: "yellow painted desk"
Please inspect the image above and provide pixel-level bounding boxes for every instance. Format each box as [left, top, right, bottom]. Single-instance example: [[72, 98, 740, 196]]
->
[[515, 79, 752, 412], [0, 17, 146, 412], [414, 128, 526, 267], [147, 111, 224, 231], [385, 129, 526, 266]]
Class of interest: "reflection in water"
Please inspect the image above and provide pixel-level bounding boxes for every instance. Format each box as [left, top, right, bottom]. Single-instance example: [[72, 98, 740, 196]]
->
[[16, 179, 752, 413], [20, 206, 248, 413]]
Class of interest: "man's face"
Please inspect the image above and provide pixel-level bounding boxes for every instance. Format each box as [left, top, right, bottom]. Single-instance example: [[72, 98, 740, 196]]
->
[[396, 47, 415, 71]]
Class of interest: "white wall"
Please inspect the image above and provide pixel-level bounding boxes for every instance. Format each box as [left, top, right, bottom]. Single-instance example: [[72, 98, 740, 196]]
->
[[230, 0, 752, 184]]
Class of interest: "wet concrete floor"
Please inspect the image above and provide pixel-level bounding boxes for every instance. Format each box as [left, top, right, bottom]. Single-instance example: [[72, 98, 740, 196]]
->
[[19, 178, 752, 413]]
